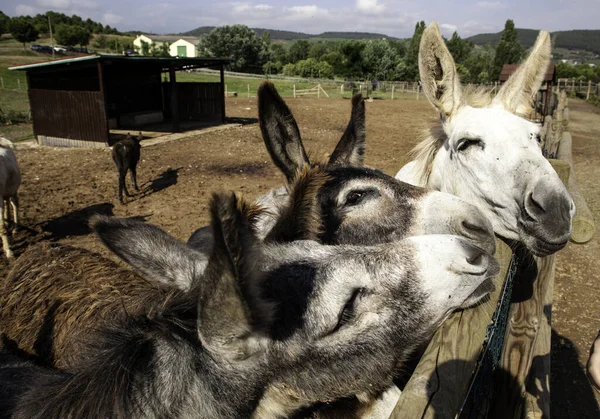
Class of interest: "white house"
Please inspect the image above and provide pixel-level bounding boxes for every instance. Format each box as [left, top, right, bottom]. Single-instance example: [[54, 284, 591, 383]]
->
[[169, 39, 199, 58], [133, 35, 199, 57]]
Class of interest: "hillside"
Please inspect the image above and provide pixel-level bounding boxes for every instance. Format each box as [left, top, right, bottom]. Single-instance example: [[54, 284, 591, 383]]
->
[[466, 29, 600, 55], [179, 27, 396, 41]]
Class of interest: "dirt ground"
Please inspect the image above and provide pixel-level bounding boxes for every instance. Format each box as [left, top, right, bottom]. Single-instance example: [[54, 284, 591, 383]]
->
[[1, 96, 599, 416]]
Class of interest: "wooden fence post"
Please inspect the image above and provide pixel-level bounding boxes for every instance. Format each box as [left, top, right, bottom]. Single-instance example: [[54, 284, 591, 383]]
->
[[317, 84, 320, 98], [416, 85, 420, 100], [247, 84, 250, 98], [225, 84, 228, 96], [340, 84, 344, 94], [293, 84, 296, 98], [586, 80, 592, 100], [391, 84, 395, 100]]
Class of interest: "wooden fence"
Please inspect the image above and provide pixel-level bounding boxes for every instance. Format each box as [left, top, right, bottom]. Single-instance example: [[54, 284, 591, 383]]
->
[[557, 78, 600, 100]]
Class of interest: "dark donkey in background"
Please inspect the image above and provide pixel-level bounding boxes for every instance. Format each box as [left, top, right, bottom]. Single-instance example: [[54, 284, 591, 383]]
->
[[112, 132, 142, 204], [0, 191, 499, 418]]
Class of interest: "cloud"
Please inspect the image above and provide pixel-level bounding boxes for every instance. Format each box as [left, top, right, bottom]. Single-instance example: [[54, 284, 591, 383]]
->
[[476, 1, 508, 9], [231, 2, 274, 17], [15, 4, 41, 16], [102, 12, 123, 26], [36, 0, 98, 9], [356, 0, 385, 14], [459, 20, 497, 36], [440, 23, 458, 35], [286, 5, 328, 19]]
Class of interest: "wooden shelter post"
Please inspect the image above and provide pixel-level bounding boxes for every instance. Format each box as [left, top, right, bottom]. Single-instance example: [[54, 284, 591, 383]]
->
[[169, 64, 180, 133], [220, 63, 226, 123], [97, 61, 110, 144]]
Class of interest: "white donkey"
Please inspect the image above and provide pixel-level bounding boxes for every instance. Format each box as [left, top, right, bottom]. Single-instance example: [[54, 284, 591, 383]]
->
[[396, 23, 574, 257], [0, 137, 21, 259]]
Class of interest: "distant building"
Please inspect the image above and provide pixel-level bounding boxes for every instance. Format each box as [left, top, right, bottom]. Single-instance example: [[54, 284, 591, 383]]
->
[[133, 35, 200, 57]]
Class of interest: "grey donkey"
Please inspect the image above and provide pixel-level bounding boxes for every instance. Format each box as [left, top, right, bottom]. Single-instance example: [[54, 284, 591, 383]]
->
[[185, 82, 496, 289], [0, 192, 499, 418]]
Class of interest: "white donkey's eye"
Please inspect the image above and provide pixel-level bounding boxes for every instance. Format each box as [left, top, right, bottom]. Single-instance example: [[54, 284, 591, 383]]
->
[[456, 138, 482, 152]]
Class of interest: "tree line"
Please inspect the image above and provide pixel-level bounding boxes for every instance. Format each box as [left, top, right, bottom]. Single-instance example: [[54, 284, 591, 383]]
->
[[0, 10, 124, 49], [199, 20, 527, 83]]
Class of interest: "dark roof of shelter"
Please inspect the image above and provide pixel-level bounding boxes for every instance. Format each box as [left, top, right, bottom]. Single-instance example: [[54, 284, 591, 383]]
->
[[499, 63, 555, 82], [9, 55, 232, 73]]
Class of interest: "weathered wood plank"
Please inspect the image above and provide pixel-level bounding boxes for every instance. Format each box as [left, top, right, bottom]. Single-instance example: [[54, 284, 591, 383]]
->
[[391, 240, 513, 418], [491, 159, 569, 419], [556, 133, 596, 244]]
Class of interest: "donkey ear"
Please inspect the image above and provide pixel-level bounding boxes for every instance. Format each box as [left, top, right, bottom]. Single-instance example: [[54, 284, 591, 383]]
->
[[198, 192, 272, 359], [493, 30, 551, 115], [328, 93, 366, 167], [418, 22, 463, 120], [93, 217, 205, 290], [264, 165, 327, 243], [258, 81, 309, 182]]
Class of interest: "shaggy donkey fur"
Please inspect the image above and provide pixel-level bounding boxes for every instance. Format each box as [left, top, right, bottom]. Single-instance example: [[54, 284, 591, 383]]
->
[[0, 193, 499, 418], [0, 137, 20, 258], [112, 132, 142, 204]]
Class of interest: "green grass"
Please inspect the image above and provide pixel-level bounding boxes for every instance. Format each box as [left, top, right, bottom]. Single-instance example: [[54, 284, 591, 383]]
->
[[0, 55, 46, 91], [176, 72, 423, 100]]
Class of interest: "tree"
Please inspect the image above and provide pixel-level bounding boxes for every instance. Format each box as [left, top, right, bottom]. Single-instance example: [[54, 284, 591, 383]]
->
[[55, 24, 91, 47], [199, 25, 270, 73], [140, 40, 151, 56], [361, 40, 401, 80], [9, 17, 39, 50], [151, 42, 170, 57], [492, 19, 525, 80], [336, 40, 366, 78], [288, 40, 310, 63], [445, 32, 472, 65], [0, 11, 10, 37], [404, 21, 426, 80], [269, 44, 288, 64], [308, 42, 329, 61], [93, 34, 108, 49]]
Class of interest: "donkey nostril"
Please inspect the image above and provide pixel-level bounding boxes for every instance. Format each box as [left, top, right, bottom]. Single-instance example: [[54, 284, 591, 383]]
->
[[461, 220, 486, 237], [527, 191, 546, 215], [466, 249, 485, 266]]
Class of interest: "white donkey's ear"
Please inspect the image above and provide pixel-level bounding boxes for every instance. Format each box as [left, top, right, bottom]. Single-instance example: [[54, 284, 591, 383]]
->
[[419, 22, 463, 120], [493, 30, 551, 114]]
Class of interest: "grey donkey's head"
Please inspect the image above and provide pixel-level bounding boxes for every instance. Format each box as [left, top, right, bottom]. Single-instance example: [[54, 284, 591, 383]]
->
[[254, 81, 496, 254], [96, 192, 499, 417]]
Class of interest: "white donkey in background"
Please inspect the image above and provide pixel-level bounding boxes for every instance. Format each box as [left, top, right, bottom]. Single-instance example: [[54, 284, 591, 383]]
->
[[396, 23, 574, 257], [0, 137, 21, 259]]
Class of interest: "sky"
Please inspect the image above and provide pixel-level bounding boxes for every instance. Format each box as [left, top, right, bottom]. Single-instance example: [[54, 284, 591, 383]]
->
[[3, 0, 599, 38]]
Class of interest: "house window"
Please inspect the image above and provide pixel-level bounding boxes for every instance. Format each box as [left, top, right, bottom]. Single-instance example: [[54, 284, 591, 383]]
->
[[177, 46, 187, 57]]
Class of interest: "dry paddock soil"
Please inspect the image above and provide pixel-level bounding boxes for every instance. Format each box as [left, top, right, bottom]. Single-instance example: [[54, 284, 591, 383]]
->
[[1, 97, 600, 416]]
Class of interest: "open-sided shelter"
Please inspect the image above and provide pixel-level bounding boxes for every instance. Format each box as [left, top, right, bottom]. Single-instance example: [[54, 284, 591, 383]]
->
[[9, 55, 232, 147]]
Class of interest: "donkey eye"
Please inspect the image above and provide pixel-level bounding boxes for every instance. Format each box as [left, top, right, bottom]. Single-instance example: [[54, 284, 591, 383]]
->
[[344, 189, 378, 206], [456, 138, 482, 152], [330, 288, 364, 334]]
